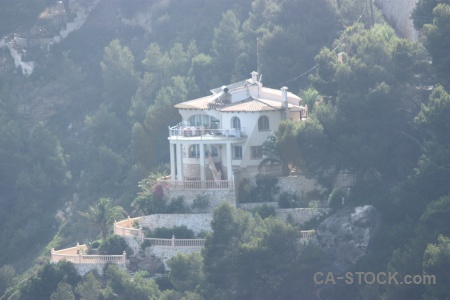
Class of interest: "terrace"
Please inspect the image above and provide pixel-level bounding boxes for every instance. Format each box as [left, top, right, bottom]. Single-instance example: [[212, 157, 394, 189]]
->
[[168, 125, 247, 141]]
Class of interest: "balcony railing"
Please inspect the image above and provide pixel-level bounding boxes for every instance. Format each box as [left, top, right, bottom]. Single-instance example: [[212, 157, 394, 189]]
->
[[157, 179, 233, 190], [144, 237, 205, 248], [50, 243, 126, 265], [169, 126, 246, 140]]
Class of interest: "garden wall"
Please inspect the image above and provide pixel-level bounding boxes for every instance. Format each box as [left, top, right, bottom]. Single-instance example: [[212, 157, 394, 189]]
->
[[163, 189, 236, 212], [140, 214, 213, 234]]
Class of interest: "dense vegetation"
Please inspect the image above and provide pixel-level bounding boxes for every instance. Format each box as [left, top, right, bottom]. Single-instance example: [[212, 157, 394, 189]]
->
[[0, 0, 449, 299]]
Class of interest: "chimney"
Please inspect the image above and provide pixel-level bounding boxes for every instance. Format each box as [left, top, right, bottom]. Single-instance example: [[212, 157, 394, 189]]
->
[[281, 86, 288, 119], [251, 71, 258, 84], [281, 86, 288, 104]]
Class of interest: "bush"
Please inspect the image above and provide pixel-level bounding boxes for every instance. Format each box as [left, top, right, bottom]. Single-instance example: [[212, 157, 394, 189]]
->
[[239, 176, 280, 203], [328, 188, 346, 211], [252, 204, 276, 219], [166, 196, 191, 213], [192, 194, 210, 212], [237, 178, 253, 203], [148, 226, 195, 239], [99, 235, 129, 255]]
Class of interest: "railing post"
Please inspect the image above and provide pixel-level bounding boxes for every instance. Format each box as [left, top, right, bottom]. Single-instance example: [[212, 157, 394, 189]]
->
[[122, 251, 126, 264], [172, 235, 175, 249]]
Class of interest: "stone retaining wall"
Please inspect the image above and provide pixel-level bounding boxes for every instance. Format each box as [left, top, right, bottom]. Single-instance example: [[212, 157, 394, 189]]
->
[[277, 176, 324, 198], [145, 246, 202, 269], [275, 208, 331, 227], [238, 202, 278, 210], [163, 189, 236, 212], [140, 214, 213, 234], [74, 263, 126, 276]]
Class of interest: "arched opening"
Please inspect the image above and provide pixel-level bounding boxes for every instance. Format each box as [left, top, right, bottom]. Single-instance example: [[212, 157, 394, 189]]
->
[[258, 115, 270, 131], [231, 116, 241, 130]]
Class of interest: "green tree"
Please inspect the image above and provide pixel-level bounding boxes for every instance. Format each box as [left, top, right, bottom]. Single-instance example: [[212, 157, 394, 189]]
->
[[413, 86, 450, 203], [423, 235, 450, 300], [75, 272, 101, 300], [50, 282, 75, 300], [78, 197, 127, 240], [100, 39, 140, 117], [140, 76, 189, 168], [300, 88, 320, 113], [168, 253, 204, 293], [19, 261, 80, 300], [202, 203, 255, 295], [412, 0, 450, 29], [211, 10, 244, 84], [0, 265, 16, 296], [235, 218, 324, 300], [104, 264, 161, 300], [423, 4, 450, 86], [258, 0, 339, 90], [307, 24, 428, 185]]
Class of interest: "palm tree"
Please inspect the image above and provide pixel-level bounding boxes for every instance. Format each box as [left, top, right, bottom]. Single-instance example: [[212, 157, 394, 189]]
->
[[300, 88, 320, 113], [258, 134, 288, 175], [79, 197, 127, 240]]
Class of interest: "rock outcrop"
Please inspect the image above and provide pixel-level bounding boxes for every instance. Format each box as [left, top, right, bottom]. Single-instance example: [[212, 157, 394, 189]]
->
[[315, 205, 380, 274], [375, 0, 420, 41]]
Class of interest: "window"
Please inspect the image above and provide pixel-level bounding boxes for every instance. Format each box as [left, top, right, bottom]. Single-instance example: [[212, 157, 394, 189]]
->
[[188, 144, 200, 158], [258, 116, 270, 131], [231, 116, 241, 130], [251, 146, 263, 159], [188, 115, 219, 128], [233, 146, 242, 159]]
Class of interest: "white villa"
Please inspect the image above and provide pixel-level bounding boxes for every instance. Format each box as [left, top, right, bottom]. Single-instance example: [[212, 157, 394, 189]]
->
[[158, 71, 307, 190]]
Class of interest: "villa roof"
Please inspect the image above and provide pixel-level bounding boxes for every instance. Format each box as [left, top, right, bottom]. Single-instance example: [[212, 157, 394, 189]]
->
[[174, 95, 212, 110], [175, 73, 305, 112], [219, 98, 280, 112], [175, 96, 306, 113]]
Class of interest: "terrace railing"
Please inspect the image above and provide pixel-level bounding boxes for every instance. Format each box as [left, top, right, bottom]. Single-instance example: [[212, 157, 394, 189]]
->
[[156, 179, 233, 190], [50, 243, 126, 265], [144, 236, 205, 248], [113, 217, 142, 238], [169, 126, 246, 139]]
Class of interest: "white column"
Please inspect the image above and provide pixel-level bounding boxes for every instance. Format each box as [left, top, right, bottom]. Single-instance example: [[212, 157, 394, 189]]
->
[[170, 143, 175, 180], [226, 142, 232, 180], [199, 143, 205, 181], [176, 143, 183, 181]]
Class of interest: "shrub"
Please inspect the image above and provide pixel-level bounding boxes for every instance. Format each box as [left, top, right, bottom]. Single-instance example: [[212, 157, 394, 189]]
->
[[237, 178, 253, 203], [99, 235, 129, 255], [166, 196, 191, 213], [252, 204, 276, 219], [328, 188, 346, 211], [239, 175, 279, 203], [149, 226, 195, 239], [192, 194, 210, 212]]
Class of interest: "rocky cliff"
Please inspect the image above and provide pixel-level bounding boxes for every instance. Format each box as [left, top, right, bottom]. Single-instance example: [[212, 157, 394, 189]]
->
[[315, 205, 381, 274], [375, 0, 420, 41]]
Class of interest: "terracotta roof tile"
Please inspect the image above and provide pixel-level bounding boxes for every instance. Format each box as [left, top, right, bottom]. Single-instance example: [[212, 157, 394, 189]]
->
[[174, 96, 212, 110]]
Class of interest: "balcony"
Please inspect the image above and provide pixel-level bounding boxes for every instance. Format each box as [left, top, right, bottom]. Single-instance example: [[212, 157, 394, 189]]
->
[[157, 179, 233, 190], [168, 125, 247, 141]]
